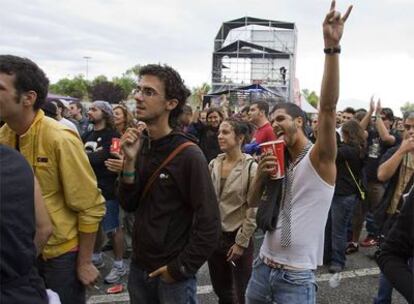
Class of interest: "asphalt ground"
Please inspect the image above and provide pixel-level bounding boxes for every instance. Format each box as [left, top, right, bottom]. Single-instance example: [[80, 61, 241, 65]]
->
[[87, 231, 406, 304]]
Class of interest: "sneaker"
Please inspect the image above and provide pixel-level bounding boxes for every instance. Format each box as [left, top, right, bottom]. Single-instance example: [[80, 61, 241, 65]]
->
[[104, 264, 127, 284], [345, 242, 359, 255], [329, 264, 343, 274], [360, 236, 378, 247], [92, 253, 105, 269]]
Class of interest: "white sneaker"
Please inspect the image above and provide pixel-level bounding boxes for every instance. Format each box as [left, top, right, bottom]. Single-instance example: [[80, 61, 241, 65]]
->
[[104, 263, 127, 284], [92, 253, 105, 269]]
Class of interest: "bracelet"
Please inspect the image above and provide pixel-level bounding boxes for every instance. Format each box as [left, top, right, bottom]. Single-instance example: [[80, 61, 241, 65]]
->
[[122, 171, 135, 177], [324, 45, 341, 55]]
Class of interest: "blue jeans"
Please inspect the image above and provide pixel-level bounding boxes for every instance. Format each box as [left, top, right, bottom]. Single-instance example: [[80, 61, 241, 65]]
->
[[373, 272, 393, 304], [37, 251, 85, 304], [128, 262, 197, 304], [246, 257, 317, 304], [327, 194, 358, 268]]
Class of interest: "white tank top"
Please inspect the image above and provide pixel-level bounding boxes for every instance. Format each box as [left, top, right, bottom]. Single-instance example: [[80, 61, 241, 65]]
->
[[260, 147, 334, 270]]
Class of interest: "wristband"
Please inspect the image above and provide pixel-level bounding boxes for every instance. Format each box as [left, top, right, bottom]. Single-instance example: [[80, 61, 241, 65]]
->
[[122, 171, 135, 178], [324, 46, 341, 55]]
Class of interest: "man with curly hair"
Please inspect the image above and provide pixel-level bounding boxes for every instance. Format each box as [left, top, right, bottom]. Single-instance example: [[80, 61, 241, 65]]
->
[[118, 64, 220, 303]]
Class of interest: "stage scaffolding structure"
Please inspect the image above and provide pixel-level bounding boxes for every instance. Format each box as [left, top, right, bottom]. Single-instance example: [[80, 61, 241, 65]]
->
[[211, 16, 297, 108]]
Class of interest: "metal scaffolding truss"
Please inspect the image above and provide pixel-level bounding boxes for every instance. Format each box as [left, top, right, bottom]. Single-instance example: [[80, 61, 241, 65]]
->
[[211, 16, 297, 103]]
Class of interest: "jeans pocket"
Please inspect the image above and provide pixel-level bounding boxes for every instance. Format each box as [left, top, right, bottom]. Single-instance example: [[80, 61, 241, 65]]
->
[[282, 270, 314, 286], [159, 277, 197, 304], [252, 256, 263, 269]]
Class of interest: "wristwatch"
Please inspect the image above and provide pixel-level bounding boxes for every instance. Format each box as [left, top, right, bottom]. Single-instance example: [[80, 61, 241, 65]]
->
[[324, 46, 341, 55]]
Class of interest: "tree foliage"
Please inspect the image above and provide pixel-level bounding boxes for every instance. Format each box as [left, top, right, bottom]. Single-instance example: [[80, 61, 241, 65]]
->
[[49, 75, 90, 99], [124, 64, 142, 78], [112, 75, 136, 99], [302, 89, 319, 108], [91, 75, 108, 86], [90, 81, 125, 104], [400, 101, 414, 115]]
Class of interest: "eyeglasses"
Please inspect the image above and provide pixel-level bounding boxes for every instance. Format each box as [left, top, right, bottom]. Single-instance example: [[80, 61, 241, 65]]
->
[[133, 86, 161, 98], [404, 124, 414, 131]]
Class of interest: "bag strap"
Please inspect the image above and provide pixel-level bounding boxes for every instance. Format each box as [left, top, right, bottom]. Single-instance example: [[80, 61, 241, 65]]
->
[[345, 161, 364, 197], [141, 142, 196, 200], [245, 159, 254, 198]]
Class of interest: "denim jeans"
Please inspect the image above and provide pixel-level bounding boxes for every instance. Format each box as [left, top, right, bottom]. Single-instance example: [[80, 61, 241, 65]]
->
[[326, 194, 358, 268], [246, 257, 317, 304], [373, 272, 393, 304], [128, 262, 197, 304], [37, 251, 85, 304]]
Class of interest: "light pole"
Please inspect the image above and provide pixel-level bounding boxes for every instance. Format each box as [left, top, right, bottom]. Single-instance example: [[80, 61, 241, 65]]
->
[[83, 56, 91, 80]]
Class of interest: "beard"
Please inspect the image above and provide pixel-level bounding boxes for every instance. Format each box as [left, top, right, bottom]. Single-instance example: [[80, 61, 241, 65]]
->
[[88, 117, 103, 125]]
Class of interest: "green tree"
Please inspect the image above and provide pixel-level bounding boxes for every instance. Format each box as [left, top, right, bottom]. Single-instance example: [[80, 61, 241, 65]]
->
[[400, 101, 414, 115], [49, 75, 90, 99], [112, 75, 136, 99], [91, 75, 108, 87], [124, 64, 142, 78], [90, 81, 126, 104], [301, 89, 319, 108]]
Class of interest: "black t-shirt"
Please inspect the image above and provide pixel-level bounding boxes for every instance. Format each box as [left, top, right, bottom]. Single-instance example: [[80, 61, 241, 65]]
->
[[0, 145, 47, 303], [364, 127, 401, 182], [189, 121, 220, 162], [335, 143, 364, 196], [82, 128, 120, 200]]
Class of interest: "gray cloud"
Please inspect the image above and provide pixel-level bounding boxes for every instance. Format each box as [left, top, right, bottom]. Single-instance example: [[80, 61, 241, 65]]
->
[[1, 0, 413, 114]]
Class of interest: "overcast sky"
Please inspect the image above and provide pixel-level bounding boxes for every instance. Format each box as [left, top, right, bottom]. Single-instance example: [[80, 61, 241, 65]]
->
[[1, 0, 413, 116]]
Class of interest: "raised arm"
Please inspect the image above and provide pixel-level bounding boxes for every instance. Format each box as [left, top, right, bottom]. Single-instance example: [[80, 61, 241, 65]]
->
[[375, 100, 396, 145], [311, 1, 353, 185], [118, 127, 145, 212], [360, 97, 375, 130]]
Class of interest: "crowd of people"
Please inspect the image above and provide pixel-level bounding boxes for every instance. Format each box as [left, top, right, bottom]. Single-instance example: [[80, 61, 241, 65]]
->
[[0, 2, 413, 304]]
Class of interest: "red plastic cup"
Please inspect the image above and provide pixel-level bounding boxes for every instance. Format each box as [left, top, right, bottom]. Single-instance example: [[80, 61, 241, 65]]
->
[[110, 138, 121, 154], [259, 140, 285, 179]]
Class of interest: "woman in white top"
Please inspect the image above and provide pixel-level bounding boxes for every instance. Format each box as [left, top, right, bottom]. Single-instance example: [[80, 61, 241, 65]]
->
[[208, 118, 257, 304]]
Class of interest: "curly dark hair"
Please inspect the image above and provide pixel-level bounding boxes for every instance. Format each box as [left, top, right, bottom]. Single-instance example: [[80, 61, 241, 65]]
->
[[0, 55, 49, 110], [139, 64, 191, 128]]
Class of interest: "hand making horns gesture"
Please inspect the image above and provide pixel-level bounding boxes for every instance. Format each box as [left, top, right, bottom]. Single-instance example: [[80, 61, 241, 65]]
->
[[323, 0, 353, 48]]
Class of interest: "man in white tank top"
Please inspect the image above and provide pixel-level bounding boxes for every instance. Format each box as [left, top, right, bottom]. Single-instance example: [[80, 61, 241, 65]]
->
[[245, 2, 353, 303]]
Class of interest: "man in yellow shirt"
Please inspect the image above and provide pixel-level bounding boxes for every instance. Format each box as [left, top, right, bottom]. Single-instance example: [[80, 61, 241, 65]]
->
[[0, 55, 105, 304]]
